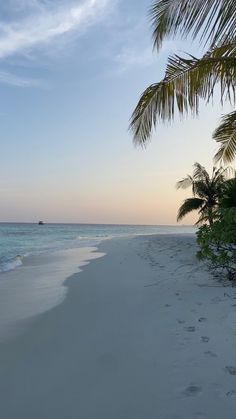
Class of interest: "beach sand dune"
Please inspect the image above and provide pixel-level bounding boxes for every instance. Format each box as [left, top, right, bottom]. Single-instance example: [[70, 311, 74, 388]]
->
[[0, 234, 236, 419]]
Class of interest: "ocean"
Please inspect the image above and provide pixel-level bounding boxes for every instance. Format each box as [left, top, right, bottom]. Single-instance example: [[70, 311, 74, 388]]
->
[[0, 223, 196, 341], [0, 223, 196, 273]]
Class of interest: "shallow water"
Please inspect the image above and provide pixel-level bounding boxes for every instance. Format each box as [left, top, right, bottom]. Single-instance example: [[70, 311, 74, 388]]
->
[[0, 246, 105, 342], [0, 223, 196, 341], [0, 223, 196, 273]]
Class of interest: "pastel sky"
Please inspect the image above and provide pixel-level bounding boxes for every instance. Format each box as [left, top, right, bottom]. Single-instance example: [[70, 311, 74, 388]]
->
[[0, 0, 233, 225]]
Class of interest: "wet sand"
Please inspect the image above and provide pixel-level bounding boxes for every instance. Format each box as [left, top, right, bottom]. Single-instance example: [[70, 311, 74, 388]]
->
[[0, 234, 236, 418]]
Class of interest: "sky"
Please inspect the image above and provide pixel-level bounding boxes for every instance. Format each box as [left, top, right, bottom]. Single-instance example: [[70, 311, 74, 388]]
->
[[0, 0, 233, 225]]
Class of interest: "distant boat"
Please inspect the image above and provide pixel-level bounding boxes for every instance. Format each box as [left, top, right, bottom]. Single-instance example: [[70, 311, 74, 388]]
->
[[38, 221, 44, 225]]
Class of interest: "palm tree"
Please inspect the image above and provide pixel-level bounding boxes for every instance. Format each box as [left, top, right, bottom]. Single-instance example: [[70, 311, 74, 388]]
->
[[177, 163, 227, 224], [220, 175, 236, 208], [130, 1, 236, 163]]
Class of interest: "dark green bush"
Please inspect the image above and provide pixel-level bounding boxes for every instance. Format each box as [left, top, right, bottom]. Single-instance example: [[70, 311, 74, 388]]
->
[[196, 209, 236, 281]]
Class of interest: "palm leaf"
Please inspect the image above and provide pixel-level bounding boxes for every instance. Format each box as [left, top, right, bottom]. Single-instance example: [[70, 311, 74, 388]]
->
[[177, 197, 204, 221], [211, 165, 228, 182], [213, 111, 236, 163], [197, 211, 216, 225], [176, 162, 227, 223], [130, 43, 236, 145], [220, 177, 236, 207], [192, 162, 210, 182], [176, 175, 193, 190], [193, 181, 212, 199], [150, 0, 236, 51]]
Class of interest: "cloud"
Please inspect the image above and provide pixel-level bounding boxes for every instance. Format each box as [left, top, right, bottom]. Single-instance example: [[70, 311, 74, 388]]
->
[[0, 71, 45, 87], [114, 46, 155, 74], [0, 0, 113, 59]]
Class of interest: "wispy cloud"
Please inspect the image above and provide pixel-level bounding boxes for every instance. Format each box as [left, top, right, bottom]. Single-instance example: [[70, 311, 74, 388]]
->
[[0, 0, 114, 87], [0, 0, 113, 59], [0, 71, 45, 87], [114, 46, 155, 74]]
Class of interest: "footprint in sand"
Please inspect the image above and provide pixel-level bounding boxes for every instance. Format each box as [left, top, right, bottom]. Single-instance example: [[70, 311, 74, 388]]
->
[[226, 390, 236, 397], [225, 366, 236, 375], [184, 326, 196, 332], [204, 350, 217, 358], [201, 336, 210, 343], [198, 317, 207, 323], [183, 385, 202, 397]]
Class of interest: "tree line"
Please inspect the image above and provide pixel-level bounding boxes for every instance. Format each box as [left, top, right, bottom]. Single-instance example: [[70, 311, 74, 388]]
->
[[130, 0, 236, 280]]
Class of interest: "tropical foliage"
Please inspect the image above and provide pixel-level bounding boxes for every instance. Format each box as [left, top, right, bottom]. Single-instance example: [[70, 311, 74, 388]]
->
[[176, 163, 227, 224], [220, 176, 236, 208], [130, 0, 236, 163], [213, 112, 236, 163], [197, 214, 236, 281], [188, 168, 236, 280], [177, 163, 236, 280]]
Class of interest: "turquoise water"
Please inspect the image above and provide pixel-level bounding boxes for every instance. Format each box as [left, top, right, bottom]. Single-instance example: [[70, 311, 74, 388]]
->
[[0, 223, 196, 341], [0, 223, 196, 273]]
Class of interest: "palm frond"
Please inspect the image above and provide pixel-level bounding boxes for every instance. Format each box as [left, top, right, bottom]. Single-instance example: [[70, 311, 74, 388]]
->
[[192, 162, 210, 182], [196, 211, 216, 225], [211, 165, 228, 182], [193, 176, 226, 201], [177, 197, 204, 221], [193, 181, 212, 199], [150, 0, 236, 51], [176, 162, 227, 223], [130, 43, 236, 145], [213, 111, 236, 163], [176, 175, 193, 189], [220, 177, 236, 207]]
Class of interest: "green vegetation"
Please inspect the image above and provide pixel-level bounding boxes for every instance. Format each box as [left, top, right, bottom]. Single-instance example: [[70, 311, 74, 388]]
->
[[220, 177, 236, 209], [196, 210, 236, 281], [130, 0, 236, 163], [177, 163, 236, 280], [176, 163, 227, 225], [131, 1, 236, 280]]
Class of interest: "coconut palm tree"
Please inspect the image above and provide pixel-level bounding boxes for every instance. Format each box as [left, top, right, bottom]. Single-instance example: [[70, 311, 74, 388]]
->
[[220, 175, 236, 208], [177, 163, 227, 224], [130, 1, 236, 163]]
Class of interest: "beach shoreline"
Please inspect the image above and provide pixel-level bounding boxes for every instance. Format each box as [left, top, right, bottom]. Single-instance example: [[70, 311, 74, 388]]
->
[[0, 246, 105, 342], [1, 233, 236, 418]]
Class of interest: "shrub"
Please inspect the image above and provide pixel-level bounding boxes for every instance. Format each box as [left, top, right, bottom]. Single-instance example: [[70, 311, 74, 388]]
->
[[196, 209, 236, 281]]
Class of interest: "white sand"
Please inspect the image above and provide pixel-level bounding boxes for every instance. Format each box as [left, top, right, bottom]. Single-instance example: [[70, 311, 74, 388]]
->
[[0, 234, 236, 418], [0, 247, 104, 342]]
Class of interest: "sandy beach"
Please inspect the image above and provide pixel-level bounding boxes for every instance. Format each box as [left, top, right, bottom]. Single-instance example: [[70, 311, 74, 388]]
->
[[1, 233, 236, 419]]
